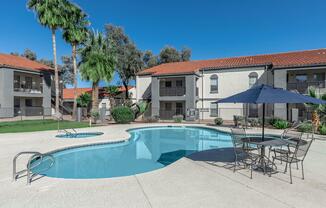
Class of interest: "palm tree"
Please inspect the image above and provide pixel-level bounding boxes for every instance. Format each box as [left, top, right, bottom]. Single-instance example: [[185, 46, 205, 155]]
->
[[62, 3, 89, 119], [27, 0, 69, 116], [307, 87, 326, 131], [79, 31, 115, 112]]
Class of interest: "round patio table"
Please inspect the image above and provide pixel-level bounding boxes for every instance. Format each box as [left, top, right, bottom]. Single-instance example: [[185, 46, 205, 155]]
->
[[241, 136, 290, 174]]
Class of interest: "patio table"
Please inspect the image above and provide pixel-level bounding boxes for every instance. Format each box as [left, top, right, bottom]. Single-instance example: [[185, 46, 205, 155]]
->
[[241, 136, 290, 174]]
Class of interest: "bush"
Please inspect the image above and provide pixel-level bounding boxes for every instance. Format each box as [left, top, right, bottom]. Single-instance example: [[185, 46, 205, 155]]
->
[[273, 119, 289, 129], [248, 118, 260, 127], [233, 115, 245, 127], [111, 106, 134, 124], [77, 93, 91, 108], [319, 125, 326, 135], [173, 115, 183, 123], [297, 121, 313, 133], [214, 117, 223, 125]]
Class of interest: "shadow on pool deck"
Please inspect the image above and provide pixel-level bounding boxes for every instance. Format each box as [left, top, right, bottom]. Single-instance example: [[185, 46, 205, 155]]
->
[[187, 148, 236, 163], [157, 148, 236, 166]]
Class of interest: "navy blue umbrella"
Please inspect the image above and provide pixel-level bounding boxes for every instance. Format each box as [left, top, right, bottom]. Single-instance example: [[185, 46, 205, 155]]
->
[[216, 84, 326, 140]]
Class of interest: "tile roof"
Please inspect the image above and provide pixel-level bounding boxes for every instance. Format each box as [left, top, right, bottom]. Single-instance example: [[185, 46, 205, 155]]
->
[[0, 53, 53, 72], [63, 88, 92, 100], [63, 86, 135, 100], [138, 48, 326, 76]]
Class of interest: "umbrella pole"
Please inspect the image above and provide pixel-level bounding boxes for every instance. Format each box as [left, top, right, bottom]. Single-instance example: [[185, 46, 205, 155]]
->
[[262, 103, 265, 141]]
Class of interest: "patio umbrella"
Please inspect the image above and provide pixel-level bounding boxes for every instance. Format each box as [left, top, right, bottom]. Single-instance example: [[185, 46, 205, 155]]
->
[[216, 84, 326, 140]]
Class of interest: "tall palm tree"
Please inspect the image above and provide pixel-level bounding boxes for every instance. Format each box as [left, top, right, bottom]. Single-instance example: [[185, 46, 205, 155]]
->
[[27, 0, 69, 116], [62, 3, 89, 119], [307, 87, 326, 131], [79, 31, 115, 112]]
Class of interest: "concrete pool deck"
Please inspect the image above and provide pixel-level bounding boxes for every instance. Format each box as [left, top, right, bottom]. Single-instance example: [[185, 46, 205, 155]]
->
[[0, 123, 325, 208]]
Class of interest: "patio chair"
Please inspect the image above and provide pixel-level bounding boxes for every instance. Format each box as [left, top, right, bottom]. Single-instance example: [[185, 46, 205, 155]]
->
[[271, 134, 313, 184], [231, 128, 258, 153], [231, 128, 259, 179], [268, 130, 304, 159]]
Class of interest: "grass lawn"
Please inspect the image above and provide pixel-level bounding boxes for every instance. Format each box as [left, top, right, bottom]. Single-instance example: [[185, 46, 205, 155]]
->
[[0, 119, 89, 133]]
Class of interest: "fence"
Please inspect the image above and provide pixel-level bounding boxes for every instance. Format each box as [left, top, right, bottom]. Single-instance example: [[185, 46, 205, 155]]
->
[[0, 107, 53, 121], [139, 106, 317, 123]]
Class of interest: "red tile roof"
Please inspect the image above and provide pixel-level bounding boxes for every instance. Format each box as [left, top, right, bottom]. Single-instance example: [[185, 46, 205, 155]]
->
[[138, 49, 326, 76], [63, 86, 135, 100], [63, 88, 92, 100], [0, 53, 53, 72]]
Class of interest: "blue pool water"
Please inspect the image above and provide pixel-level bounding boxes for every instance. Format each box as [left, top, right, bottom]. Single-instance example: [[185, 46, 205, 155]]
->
[[33, 126, 232, 179], [56, 132, 104, 138]]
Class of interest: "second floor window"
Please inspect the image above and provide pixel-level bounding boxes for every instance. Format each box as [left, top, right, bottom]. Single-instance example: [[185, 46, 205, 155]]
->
[[176, 80, 183, 87], [210, 74, 218, 93], [249, 72, 258, 88], [25, 77, 33, 90], [165, 81, 172, 88], [295, 74, 307, 82]]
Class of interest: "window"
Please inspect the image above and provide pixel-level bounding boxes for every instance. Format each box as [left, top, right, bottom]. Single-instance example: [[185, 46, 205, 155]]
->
[[210, 74, 218, 93], [165, 81, 172, 88], [313, 73, 324, 81], [14, 75, 20, 89], [25, 77, 33, 90], [249, 104, 258, 118], [210, 102, 218, 117], [165, 103, 172, 111], [25, 99, 33, 107], [295, 74, 307, 82], [249, 72, 258, 88], [176, 80, 183, 87]]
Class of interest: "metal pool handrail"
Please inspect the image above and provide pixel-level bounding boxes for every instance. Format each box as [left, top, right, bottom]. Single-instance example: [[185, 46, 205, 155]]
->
[[13, 151, 55, 185]]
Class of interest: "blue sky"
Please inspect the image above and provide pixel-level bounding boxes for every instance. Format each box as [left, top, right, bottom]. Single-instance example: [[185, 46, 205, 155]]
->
[[1, 0, 326, 88]]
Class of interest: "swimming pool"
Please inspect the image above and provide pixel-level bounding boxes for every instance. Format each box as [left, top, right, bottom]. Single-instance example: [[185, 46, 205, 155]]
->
[[33, 126, 233, 179], [56, 132, 104, 139]]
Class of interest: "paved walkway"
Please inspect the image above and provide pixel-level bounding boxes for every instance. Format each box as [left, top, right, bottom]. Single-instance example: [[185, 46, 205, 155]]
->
[[0, 123, 325, 208]]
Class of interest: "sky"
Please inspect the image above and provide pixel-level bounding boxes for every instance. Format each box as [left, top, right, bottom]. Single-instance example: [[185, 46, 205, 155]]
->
[[1, 0, 326, 88]]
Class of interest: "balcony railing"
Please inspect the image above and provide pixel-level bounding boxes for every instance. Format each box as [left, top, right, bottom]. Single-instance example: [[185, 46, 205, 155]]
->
[[159, 87, 185, 96], [287, 81, 325, 94], [14, 83, 43, 94]]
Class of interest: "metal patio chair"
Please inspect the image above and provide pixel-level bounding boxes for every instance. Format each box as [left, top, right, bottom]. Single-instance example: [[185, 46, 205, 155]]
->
[[271, 134, 313, 184], [268, 130, 304, 160], [231, 128, 259, 179]]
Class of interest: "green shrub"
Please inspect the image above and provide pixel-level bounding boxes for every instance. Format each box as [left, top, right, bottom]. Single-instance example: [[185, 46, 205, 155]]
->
[[319, 125, 326, 135], [111, 106, 134, 124], [297, 121, 313, 133], [173, 115, 183, 123], [273, 119, 289, 129], [214, 117, 223, 125], [248, 118, 260, 127], [77, 93, 91, 108], [233, 115, 245, 127]]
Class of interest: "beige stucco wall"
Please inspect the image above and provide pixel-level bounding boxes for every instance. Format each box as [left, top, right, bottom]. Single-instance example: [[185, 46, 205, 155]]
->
[[197, 67, 266, 120], [136, 75, 151, 101]]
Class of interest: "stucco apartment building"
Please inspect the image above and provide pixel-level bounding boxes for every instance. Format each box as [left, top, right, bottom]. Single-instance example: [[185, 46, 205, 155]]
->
[[136, 49, 326, 121], [0, 54, 53, 118]]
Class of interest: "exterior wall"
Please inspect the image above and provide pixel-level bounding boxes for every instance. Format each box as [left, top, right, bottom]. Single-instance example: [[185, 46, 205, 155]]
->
[[136, 75, 151, 100], [0, 68, 14, 117], [274, 66, 326, 121], [0, 67, 52, 118], [273, 69, 287, 120], [197, 67, 267, 120]]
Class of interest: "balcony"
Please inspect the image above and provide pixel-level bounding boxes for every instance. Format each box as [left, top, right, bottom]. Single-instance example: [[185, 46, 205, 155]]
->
[[287, 81, 325, 94], [14, 82, 43, 94], [159, 87, 185, 96]]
